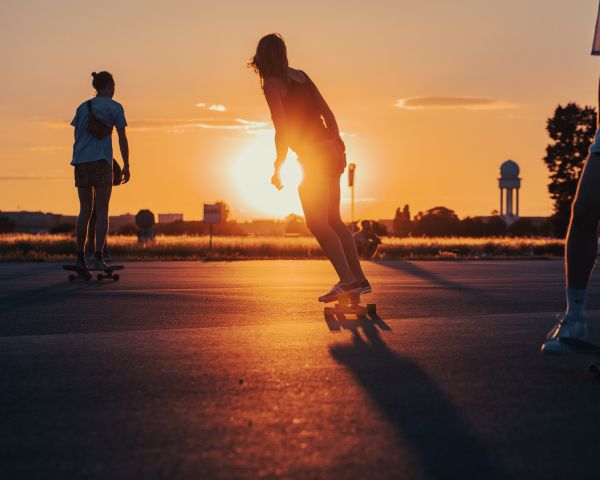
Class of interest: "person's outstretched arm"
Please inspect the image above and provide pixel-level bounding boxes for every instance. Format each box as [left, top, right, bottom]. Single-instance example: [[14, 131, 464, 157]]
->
[[263, 77, 288, 189], [117, 127, 130, 183]]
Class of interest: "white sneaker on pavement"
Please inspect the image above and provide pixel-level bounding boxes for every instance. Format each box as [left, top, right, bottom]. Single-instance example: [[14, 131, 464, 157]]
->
[[318, 282, 362, 303], [541, 313, 589, 355]]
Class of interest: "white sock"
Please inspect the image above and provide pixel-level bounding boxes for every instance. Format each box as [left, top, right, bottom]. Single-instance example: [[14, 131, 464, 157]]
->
[[566, 288, 587, 321]]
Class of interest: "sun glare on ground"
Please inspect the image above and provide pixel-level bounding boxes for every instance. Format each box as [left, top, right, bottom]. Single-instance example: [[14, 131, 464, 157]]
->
[[230, 136, 304, 218]]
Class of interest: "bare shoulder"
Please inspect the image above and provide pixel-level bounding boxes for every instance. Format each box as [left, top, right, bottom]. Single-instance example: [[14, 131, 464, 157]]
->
[[263, 76, 284, 91], [288, 67, 307, 84]]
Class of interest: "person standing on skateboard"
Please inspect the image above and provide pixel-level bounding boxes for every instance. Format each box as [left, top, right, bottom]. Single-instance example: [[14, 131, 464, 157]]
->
[[542, 76, 600, 353], [249, 33, 370, 302], [70, 71, 130, 271]]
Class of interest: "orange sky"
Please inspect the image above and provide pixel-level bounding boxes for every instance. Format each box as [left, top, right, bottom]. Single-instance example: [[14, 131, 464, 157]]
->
[[1, 0, 599, 220]]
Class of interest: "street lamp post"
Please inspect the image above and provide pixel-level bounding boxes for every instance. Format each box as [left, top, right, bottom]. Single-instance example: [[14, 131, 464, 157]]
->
[[348, 163, 356, 226]]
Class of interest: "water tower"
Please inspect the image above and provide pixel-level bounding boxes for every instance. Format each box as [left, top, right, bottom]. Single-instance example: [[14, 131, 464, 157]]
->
[[499, 160, 521, 222]]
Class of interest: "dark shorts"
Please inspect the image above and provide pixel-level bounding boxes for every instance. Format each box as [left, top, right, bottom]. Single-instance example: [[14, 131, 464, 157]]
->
[[74, 160, 112, 188], [297, 138, 346, 177]]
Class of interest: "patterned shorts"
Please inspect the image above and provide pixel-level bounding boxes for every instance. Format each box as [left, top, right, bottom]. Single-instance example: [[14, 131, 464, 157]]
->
[[74, 160, 112, 188]]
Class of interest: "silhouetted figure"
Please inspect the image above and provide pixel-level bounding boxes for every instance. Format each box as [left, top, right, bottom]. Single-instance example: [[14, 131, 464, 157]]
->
[[250, 33, 370, 302], [70, 71, 129, 271], [393, 204, 412, 237], [542, 75, 600, 353], [354, 220, 381, 259]]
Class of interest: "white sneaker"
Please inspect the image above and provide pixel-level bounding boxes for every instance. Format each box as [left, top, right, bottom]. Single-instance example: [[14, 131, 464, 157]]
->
[[541, 314, 589, 355], [318, 282, 361, 303]]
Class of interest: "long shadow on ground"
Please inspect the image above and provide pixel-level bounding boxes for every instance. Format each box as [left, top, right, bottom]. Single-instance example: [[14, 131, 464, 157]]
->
[[330, 322, 506, 480]]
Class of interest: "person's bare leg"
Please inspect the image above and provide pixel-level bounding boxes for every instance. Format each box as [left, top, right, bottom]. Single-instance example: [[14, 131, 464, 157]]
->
[[93, 185, 112, 253], [566, 153, 600, 290], [299, 179, 355, 285], [76, 187, 94, 253], [543, 152, 600, 352], [86, 200, 97, 255], [327, 174, 367, 282]]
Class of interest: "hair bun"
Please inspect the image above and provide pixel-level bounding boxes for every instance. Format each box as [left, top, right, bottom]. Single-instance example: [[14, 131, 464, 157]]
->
[[91, 72, 97, 78]]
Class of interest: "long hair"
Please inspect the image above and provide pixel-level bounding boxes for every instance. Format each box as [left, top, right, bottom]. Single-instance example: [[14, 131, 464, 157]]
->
[[248, 33, 289, 87]]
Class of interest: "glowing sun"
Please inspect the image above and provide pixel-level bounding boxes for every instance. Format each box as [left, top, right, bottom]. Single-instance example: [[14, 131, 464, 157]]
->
[[230, 136, 304, 218]]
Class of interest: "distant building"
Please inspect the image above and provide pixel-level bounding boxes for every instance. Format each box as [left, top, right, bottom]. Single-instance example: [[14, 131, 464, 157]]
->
[[158, 213, 184, 223], [109, 214, 136, 232], [1, 211, 64, 232], [499, 160, 521, 224]]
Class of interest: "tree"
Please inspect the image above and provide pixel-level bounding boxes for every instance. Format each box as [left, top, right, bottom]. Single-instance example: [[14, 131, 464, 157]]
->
[[543, 103, 596, 236], [393, 205, 411, 237], [412, 206, 461, 237], [215, 201, 230, 222], [48, 222, 75, 234], [371, 220, 388, 237]]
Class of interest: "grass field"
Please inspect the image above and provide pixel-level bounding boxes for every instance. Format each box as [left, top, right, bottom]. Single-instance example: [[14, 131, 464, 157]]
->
[[0, 233, 564, 261]]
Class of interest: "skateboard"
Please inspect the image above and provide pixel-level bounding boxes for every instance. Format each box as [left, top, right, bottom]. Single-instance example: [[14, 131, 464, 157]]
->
[[324, 293, 376, 318], [324, 293, 377, 331], [63, 265, 124, 282], [559, 338, 600, 377]]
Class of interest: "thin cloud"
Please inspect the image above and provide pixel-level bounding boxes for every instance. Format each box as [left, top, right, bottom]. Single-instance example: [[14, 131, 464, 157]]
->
[[196, 102, 227, 112], [0, 175, 69, 181], [39, 118, 268, 133], [395, 96, 517, 111]]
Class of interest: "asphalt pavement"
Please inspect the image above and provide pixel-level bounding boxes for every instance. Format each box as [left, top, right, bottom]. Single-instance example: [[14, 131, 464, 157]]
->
[[1, 260, 600, 479]]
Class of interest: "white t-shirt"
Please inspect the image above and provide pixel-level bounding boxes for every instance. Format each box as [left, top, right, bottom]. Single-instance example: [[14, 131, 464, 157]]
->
[[70, 96, 127, 166]]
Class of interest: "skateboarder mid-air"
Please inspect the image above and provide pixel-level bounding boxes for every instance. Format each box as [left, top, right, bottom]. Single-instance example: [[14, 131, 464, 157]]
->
[[249, 33, 371, 302], [542, 76, 600, 354], [70, 71, 130, 272]]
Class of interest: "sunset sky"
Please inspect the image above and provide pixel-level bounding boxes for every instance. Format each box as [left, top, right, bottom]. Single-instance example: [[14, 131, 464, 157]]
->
[[1, 0, 599, 221]]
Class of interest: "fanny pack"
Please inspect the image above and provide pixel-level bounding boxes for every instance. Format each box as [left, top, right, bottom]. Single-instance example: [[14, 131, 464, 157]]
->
[[86, 100, 113, 139]]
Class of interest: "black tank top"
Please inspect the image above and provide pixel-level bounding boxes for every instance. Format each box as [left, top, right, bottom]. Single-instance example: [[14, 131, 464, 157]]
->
[[282, 71, 329, 155]]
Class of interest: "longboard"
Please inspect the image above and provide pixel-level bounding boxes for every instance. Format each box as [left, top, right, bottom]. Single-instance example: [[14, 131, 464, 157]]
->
[[63, 265, 124, 282], [324, 293, 382, 332], [558, 338, 600, 377]]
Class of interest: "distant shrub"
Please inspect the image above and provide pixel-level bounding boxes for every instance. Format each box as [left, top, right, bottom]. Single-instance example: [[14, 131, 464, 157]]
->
[[0, 215, 15, 233], [117, 223, 138, 235], [0, 233, 565, 261], [48, 222, 75, 234]]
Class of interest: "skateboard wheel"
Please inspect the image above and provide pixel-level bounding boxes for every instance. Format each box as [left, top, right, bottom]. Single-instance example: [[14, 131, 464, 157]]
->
[[367, 304, 376, 315], [589, 363, 600, 377], [113, 274, 120, 281], [68, 274, 75, 282]]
